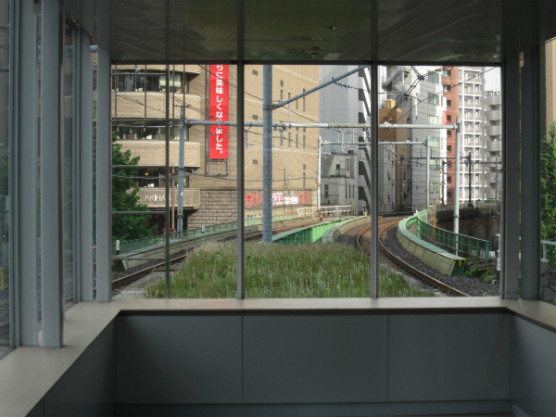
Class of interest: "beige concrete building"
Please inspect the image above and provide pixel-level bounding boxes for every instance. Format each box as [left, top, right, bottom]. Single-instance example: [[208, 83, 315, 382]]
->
[[112, 64, 320, 231]]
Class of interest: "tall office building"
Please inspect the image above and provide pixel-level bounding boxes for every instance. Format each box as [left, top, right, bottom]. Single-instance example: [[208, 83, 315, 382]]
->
[[318, 66, 368, 214]]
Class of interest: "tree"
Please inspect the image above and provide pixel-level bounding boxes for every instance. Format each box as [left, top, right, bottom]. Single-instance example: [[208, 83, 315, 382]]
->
[[112, 132, 154, 242], [541, 122, 556, 264]]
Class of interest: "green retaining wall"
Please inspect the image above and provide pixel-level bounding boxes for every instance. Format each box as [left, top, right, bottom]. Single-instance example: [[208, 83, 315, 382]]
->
[[273, 219, 347, 244], [397, 215, 466, 276]]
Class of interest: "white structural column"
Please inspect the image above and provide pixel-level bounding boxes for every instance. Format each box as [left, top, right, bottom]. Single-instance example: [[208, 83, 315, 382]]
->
[[95, 44, 112, 301], [40, 0, 63, 347], [15, 0, 38, 345], [79, 31, 94, 301]]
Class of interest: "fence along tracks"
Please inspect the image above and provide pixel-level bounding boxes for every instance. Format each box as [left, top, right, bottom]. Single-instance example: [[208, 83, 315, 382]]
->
[[356, 217, 470, 297]]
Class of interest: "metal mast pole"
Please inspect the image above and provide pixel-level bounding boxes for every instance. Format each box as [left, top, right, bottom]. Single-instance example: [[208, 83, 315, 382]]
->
[[262, 65, 273, 243], [425, 139, 430, 208], [317, 136, 322, 211], [467, 151, 472, 207], [177, 106, 186, 232], [454, 118, 461, 254]]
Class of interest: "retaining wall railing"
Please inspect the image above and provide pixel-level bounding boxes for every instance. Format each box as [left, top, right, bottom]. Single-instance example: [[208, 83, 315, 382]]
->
[[113, 211, 314, 256], [415, 210, 491, 259]]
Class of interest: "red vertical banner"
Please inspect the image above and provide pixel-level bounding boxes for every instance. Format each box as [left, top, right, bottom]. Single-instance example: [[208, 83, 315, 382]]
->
[[209, 64, 229, 159]]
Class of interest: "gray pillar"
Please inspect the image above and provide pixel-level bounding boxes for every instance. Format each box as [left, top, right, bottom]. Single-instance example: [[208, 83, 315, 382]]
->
[[95, 45, 112, 301], [40, 0, 63, 347], [520, 47, 541, 299], [79, 31, 94, 301], [16, 0, 38, 346]]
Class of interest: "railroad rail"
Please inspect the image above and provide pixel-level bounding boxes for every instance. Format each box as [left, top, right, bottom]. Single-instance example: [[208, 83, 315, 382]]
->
[[111, 219, 320, 290], [356, 217, 470, 297]]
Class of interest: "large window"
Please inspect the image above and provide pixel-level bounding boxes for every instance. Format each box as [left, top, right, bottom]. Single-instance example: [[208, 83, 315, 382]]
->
[[110, 63, 502, 300], [541, 38, 556, 305], [0, 0, 10, 354]]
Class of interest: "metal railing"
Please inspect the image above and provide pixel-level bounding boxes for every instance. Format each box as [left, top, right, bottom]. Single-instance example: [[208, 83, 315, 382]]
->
[[415, 210, 491, 259], [112, 211, 313, 255], [541, 240, 556, 264]]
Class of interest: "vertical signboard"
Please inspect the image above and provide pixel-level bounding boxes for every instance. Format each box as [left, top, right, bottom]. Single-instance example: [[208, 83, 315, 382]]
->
[[209, 64, 229, 159]]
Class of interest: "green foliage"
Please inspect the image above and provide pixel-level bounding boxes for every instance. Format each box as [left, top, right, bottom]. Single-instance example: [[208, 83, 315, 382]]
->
[[541, 122, 556, 265], [144, 242, 435, 298], [112, 132, 154, 242], [465, 267, 480, 277]]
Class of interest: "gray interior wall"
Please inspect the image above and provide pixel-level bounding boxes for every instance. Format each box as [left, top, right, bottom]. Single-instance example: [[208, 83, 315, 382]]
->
[[114, 312, 511, 409], [511, 316, 556, 417], [31, 312, 556, 417], [29, 322, 116, 417]]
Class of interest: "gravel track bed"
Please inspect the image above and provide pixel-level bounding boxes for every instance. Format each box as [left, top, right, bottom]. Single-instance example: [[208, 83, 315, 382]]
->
[[381, 227, 499, 297], [337, 223, 498, 297]]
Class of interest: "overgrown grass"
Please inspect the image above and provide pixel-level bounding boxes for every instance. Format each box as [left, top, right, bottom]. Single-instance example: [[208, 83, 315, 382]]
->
[[144, 241, 434, 298]]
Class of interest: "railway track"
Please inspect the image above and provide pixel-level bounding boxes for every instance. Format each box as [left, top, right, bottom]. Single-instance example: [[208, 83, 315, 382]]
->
[[356, 217, 470, 297], [112, 221, 318, 290]]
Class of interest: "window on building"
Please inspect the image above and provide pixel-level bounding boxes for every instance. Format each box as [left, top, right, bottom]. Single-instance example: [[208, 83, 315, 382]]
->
[[443, 85, 451, 92], [447, 99, 452, 107], [443, 69, 451, 77], [447, 145, 452, 152]]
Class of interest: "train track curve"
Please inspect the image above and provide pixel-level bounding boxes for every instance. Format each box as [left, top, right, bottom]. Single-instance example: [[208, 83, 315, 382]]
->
[[356, 217, 470, 297]]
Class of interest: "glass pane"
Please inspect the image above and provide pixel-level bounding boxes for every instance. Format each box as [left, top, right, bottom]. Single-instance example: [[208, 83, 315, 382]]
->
[[111, 65, 238, 299], [541, 38, 556, 305], [378, 65, 501, 297], [0, 0, 10, 354], [62, 21, 75, 307]]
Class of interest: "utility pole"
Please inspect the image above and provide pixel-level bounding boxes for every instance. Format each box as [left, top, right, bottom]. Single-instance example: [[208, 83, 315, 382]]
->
[[454, 118, 461, 255], [177, 106, 186, 232], [262, 65, 273, 243], [317, 136, 322, 211], [425, 138, 430, 208], [467, 151, 472, 208], [441, 160, 446, 206]]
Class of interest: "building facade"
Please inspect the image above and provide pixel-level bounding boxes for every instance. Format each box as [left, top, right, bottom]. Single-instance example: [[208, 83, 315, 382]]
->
[[112, 65, 320, 231]]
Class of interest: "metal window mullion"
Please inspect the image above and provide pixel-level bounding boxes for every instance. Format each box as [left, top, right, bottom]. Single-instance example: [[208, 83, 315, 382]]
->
[[40, 0, 63, 347], [164, 64, 170, 298], [501, 2, 520, 300], [72, 24, 81, 303], [370, 63, 379, 298], [237, 1, 245, 299], [95, 44, 111, 302], [79, 29, 94, 301], [14, 0, 40, 346]]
